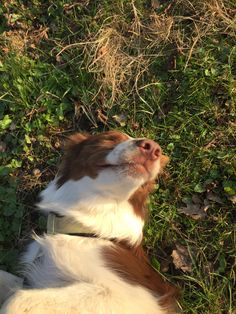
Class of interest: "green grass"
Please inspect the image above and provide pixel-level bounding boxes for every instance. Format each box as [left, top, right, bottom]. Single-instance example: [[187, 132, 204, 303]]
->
[[0, 0, 235, 313]]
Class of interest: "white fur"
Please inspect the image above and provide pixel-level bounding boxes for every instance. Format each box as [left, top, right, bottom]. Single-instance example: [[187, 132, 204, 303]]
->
[[106, 138, 161, 180], [38, 170, 145, 246], [21, 241, 42, 265], [0, 271, 23, 306], [37, 139, 160, 246], [106, 138, 137, 164], [1, 235, 166, 314], [1, 135, 169, 314]]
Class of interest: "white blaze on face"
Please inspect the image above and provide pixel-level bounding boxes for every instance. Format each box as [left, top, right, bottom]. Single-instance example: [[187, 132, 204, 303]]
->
[[106, 137, 161, 180], [106, 138, 136, 165]]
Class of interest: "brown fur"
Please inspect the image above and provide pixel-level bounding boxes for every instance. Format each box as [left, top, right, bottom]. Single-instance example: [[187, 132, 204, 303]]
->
[[128, 155, 169, 219], [103, 243, 179, 312], [129, 181, 155, 220], [160, 155, 170, 171], [57, 131, 129, 187]]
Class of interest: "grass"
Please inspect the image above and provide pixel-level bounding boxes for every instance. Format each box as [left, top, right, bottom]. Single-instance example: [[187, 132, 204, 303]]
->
[[0, 0, 235, 313]]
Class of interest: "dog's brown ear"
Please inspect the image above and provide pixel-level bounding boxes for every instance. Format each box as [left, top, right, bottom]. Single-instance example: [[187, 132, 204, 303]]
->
[[160, 155, 169, 171], [63, 133, 89, 150]]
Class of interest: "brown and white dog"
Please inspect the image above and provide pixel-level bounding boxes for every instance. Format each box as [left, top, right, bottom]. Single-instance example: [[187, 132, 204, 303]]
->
[[1, 131, 179, 314]]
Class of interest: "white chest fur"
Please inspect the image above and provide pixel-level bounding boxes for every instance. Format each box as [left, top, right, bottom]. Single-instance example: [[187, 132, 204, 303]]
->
[[38, 175, 145, 246]]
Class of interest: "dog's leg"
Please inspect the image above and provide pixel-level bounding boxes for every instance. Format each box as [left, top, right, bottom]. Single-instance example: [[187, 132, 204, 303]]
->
[[0, 270, 23, 306]]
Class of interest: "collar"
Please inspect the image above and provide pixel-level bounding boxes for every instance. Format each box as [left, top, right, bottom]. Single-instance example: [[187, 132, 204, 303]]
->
[[47, 213, 97, 238]]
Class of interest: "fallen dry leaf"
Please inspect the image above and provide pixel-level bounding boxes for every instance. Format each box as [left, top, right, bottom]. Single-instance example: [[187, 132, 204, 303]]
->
[[131, 121, 140, 130], [171, 244, 192, 272], [204, 198, 210, 206], [112, 113, 127, 126], [178, 203, 207, 220], [206, 191, 224, 204], [32, 168, 41, 177], [192, 194, 202, 204], [227, 195, 236, 204]]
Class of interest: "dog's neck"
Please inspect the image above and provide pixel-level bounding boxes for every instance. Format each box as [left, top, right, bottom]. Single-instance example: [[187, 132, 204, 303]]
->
[[38, 176, 147, 247]]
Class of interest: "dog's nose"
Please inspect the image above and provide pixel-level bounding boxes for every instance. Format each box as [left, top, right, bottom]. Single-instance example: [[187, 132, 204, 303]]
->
[[135, 139, 161, 160]]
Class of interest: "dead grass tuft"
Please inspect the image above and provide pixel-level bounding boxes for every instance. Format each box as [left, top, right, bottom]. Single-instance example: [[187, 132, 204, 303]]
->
[[54, 0, 236, 103], [1, 26, 49, 54], [85, 25, 146, 103], [207, 0, 236, 31], [148, 14, 174, 43], [1, 30, 27, 53], [78, 6, 173, 103]]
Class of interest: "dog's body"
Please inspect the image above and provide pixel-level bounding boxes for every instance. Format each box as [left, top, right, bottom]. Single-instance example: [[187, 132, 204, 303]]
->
[[1, 131, 178, 314]]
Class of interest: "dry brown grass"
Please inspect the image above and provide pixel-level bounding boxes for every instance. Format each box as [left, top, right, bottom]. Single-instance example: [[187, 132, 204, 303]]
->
[[75, 0, 234, 103], [173, 0, 236, 67], [1, 27, 49, 54], [85, 25, 146, 103], [3, 0, 234, 101], [0, 0, 49, 54], [56, 3, 175, 103], [37, 0, 236, 103]]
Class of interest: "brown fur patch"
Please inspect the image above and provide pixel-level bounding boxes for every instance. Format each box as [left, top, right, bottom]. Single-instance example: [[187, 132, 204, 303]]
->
[[160, 155, 170, 171], [128, 181, 155, 220], [103, 243, 179, 312], [128, 154, 169, 219], [57, 131, 129, 187]]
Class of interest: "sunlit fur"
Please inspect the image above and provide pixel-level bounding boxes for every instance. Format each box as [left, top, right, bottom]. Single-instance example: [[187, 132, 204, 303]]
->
[[1, 131, 176, 314]]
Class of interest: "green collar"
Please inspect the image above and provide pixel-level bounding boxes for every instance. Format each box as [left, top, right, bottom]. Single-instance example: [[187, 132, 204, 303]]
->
[[47, 213, 96, 237]]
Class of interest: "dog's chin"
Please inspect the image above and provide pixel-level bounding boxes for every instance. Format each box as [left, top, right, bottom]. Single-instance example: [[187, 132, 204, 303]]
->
[[101, 162, 158, 181], [123, 163, 149, 177], [125, 162, 159, 180]]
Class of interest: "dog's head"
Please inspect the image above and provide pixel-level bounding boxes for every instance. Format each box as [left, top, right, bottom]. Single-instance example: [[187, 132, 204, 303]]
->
[[39, 131, 169, 244], [57, 131, 169, 200]]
